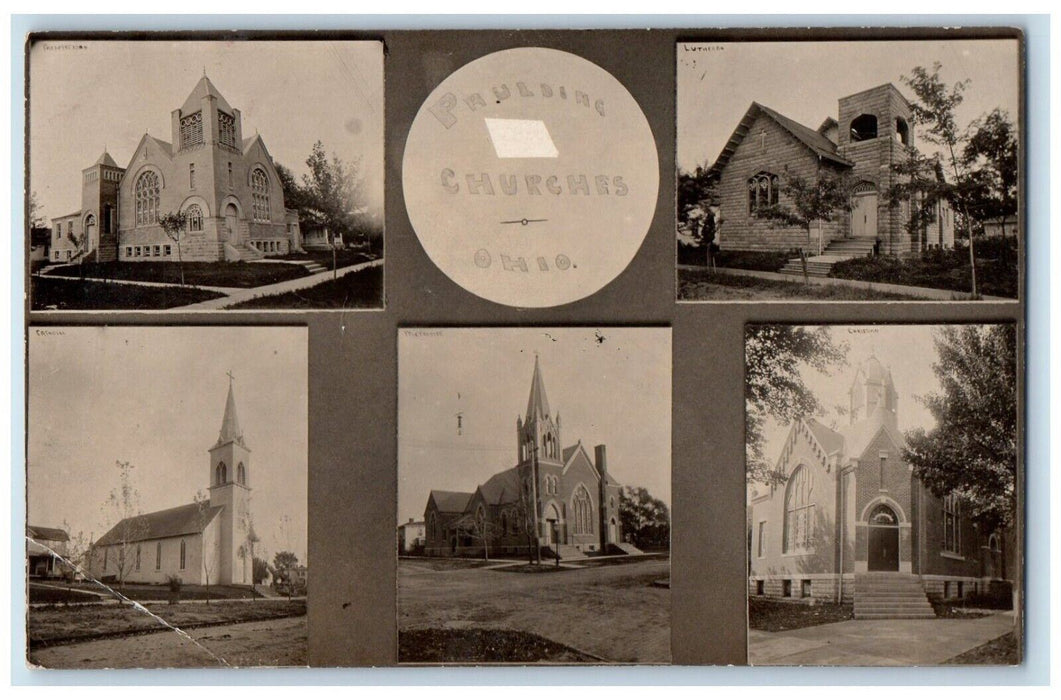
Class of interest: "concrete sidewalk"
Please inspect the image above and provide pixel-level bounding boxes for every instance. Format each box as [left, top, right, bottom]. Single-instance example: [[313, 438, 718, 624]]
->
[[748, 612, 1016, 666], [679, 265, 1014, 302], [177, 258, 382, 310]]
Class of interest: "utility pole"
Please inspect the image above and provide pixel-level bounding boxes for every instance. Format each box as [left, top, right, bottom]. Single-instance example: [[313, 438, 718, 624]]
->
[[531, 444, 541, 565]]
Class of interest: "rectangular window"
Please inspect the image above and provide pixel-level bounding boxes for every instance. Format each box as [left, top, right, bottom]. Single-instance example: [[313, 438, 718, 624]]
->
[[782, 580, 792, 597], [801, 579, 811, 598], [134, 246, 141, 257], [757, 521, 766, 558], [179, 540, 186, 570], [103, 547, 108, 571], [125, 246, 132, 258], [942, 494, 961, 554], [153, 245, 160, 256], [156, 541, 162, 570], [227, 162, 233, 188], [189, 163, 196, 189], [957, 581, 964, 598], [136, 545, 141, 571], [164, 245, 172, 256], [755, 580, 764, 596]]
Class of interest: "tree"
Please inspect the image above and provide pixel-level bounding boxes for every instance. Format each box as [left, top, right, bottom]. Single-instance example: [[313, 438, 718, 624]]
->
[[618, 486, 670, 550], [756, 171, 853, 264], [677, 167, 719, 266], [895, 62, 987, 296], [962, 108, 1018, 257], [60, 520, 90, 581], [253, 556, 271, 585], [28, 191, 46, 229], [745, 325, 848, 485], [902, 325, 1017, 534], [192, 490, 216, 601], [101, 460, 149, 587], [453, 507, 500, 561], [158, 211, 188, 287], [272, 551, 299, 581]]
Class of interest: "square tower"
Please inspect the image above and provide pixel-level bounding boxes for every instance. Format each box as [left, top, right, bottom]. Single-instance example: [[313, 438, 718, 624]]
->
[[207, 378, 254, 585]]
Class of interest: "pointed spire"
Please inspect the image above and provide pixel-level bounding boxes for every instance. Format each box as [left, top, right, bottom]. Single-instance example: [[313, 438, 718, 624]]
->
[[525, 353, 551, 421], [216, 372, 244, 447], [181, 73, 233, 115]]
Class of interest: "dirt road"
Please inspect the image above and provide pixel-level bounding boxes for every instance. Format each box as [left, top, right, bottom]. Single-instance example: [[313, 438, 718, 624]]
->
[[29, 616, 306, 669]]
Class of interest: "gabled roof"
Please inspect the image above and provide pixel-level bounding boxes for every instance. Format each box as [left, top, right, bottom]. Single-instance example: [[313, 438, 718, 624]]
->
[[708, 102, 853, 179], [429, 490, 473, 514], [839, 412, 906, 460], [181, 75, 234, 115], [27, 525, 69, 542], [479, 467, 520, 505], [804, 418, 844, 456], [94, 502, 223, 547]]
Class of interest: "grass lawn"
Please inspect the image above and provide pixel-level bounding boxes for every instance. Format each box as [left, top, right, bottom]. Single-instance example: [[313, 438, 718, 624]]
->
[[399, 628, 597, 663], [829, 249, 1018, 299], [748, 597, 854, 632], [678, 268, 927, 301], [399, 557, 670, 662], [269, 249, 379, 270], [43, 260, 309, 288], [225, 265, 382, 310], [28, 598, 305, 649], [398, 557, 498, 572], [66, 581, 263, 602], [31, 276, 224, 310], [944, 631, 1019, 665]]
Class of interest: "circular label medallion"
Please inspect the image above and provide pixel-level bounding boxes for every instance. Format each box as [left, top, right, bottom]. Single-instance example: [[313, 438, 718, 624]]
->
[[402, 47, 659, 308]]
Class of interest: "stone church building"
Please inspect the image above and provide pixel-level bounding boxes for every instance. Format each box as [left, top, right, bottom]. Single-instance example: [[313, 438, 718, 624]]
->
[[748, 357, 1013, 618], [49, 74, 301, 265], [422, 356, 627, 559], [87, 378, 256, 586], [708, 83, 953, 256]]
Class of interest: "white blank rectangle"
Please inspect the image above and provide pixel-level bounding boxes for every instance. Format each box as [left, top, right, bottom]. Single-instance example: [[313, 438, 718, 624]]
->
[[484, 118, 559, 158]]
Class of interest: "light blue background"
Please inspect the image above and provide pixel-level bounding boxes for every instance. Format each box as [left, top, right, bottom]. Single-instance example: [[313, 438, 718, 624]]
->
[[10, 13, 1050, 686]]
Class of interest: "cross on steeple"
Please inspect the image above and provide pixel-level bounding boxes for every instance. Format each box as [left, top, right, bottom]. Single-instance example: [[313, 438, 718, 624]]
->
[[226, 369, 235, 385]]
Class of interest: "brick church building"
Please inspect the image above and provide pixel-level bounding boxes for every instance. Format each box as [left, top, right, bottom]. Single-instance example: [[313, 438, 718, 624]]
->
[[49, 74, 301, 265], [748, 356, 1013, 618], [422, 356, 626, 560], [708, 83, 953, 257], [87, 377, 257, 586]]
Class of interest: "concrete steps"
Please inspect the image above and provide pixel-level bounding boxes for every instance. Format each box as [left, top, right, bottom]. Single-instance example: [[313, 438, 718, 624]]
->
[[555, 544, 586, 560], [854, 573, 935, 619], [615, 542, 644, 556], [778, 260, 834, 278], [778, 237, 878, 278], [301, 261, 327, 274]]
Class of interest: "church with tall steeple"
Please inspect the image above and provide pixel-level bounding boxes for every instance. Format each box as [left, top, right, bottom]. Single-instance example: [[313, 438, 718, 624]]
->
[[748, 356, 1012, 616], [422, 356, 625, 559], [49, 73, 301, 265], [88, 376, 256, 586]]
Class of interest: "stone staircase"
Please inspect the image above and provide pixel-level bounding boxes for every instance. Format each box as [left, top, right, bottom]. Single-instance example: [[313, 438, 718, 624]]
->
[[300, 260, 327, 275], [223, 242, 265, 262], [778, 236, 878, 278], [854, 572, 936, 619], [615, 542, 644, 556]]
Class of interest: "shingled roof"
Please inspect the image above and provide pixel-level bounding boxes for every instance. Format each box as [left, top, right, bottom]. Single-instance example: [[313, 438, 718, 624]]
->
[[27, 525, 69, 542], [94, 502, 223, 547], [479, 467, 520, 505], [181, 75, 234, 115], [429, 490, 473, 514], [804, 418, 845, 456], [708, 102, 853, 179]]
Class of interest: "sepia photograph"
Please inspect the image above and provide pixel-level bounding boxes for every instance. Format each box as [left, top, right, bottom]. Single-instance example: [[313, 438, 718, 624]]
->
[[745, 323, 1019, 665], [26, 326, 308, 668], [27, 39, 383, 311], [397, 327, 672, 664], [677, 39, 1020, 302]]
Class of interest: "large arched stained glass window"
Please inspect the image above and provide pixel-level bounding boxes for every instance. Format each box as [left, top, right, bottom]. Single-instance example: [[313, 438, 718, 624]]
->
[[783, 465, 814, 552], [572, 484, 593, 535], [135, 171, 160, 225], [251, 168, 270, 222]]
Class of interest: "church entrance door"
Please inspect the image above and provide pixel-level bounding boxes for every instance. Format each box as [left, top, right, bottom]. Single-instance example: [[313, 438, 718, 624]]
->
[[851, 190, 878, 238], [224, 203, 239, 244], [867, 504, 900, 571], [609, 518, 617, 543]]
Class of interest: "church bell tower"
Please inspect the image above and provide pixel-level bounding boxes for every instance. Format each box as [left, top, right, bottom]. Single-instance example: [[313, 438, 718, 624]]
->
[[207, 373, 253, 585]]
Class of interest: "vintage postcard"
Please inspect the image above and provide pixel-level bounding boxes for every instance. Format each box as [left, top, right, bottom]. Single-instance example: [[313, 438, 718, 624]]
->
[[397, 327, 672, 663], [677, 39, 1020, 302], [745, 323, 1019, 665], [26, 326, 308, 668], [27, 39, 383, 312]]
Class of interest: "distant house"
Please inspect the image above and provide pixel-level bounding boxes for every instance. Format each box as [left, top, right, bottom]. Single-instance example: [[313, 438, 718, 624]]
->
[[302, 224, 343, 251], [397, 518, 426, 554], [27, 525, 70, 579], [29, 227, 51, 262], [982, 215, 1018, 239]]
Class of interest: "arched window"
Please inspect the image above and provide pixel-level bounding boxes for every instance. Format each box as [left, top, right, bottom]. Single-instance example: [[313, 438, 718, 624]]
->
[[572, 485, 593, 535], [869, 503, 898, 525], [237, 462, 246, 485], [894, 117, 910, 146], [179, 539, 186, 570], [186, 204, 203, 232], [850, 114, 879, 142], [251, 168, 270, 222], [748, 172, 780, 214], [427, 511, 437, 540], [135, 171, 160, 226], [216, 461, 227, 485], [156, 541, 162, 570], [783, 466, 814, 553]]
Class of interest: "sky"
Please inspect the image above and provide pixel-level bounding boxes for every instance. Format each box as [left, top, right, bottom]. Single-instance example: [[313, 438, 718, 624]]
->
[[29, 39, 384, 222], [27, 327, 308, 566], [752, 324, 1004, 487], [677, 39, 1020, 173], [397, 328, 672, 524]]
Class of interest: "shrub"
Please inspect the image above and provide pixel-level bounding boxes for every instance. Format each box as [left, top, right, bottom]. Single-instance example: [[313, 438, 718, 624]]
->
[[714, 249, 796, 273]]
